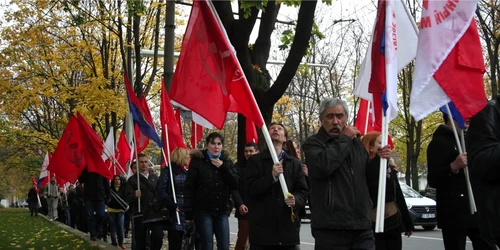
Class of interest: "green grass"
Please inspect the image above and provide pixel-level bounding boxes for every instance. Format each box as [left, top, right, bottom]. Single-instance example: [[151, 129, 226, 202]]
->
[[0, 208, 105, 250]]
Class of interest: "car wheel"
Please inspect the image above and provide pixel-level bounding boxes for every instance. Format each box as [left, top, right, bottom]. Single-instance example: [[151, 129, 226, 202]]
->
[[423, 225, 436, 231]]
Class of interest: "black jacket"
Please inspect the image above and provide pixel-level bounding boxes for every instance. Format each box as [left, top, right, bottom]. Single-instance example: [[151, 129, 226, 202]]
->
[[366, 157, 414, 232], [231, 160, 249, 219], [427, 124, 477, 229], [467, 95, 500, 240], [303, 127, 373, 230], [78, 169, 110, 201], [108, 184, 127, 210], [183, 150, 238, 220], [245, 150, 309, 246], [125, 172, 159, 214]]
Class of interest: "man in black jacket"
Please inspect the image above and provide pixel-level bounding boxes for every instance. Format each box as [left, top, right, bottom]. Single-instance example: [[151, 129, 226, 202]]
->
[[303, 98, 388, 250], [427, 113, 496, 250], [245, 123, 309, 250], [125, 153, 161, 250], [467, 95, 500, 247], [232, 142, 259, 250], [78, 169, 111, 241]]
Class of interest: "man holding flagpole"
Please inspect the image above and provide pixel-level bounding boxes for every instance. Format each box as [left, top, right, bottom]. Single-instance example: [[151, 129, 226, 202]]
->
[[303, 98, 391, 250]]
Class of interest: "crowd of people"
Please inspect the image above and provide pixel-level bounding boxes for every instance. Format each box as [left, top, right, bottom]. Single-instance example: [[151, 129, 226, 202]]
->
[[25, 96, 500, 250]]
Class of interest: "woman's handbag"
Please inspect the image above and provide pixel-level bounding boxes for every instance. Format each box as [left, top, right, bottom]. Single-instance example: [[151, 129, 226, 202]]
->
[[142, 201, 171, 226]]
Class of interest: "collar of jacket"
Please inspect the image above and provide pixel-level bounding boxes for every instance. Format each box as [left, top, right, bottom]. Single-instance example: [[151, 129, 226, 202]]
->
[[258, 149, 291, 162], [191, 149, 229, 161]]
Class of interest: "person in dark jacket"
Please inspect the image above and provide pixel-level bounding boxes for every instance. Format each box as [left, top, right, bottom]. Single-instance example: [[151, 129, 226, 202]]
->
[[232, 142, 259, 250], [428, 113, 496, 250], [156, 147, 191, 250], [78, 169, 110, 241], [184, 132, 238, 250], [125, 153, 161, 250], [108, 175, 127, 249], [362, 131, 414, 250], [245, 123, 309, 250], [467, 95, 500, 247], [27, 187, 39, 216], [303, 98, 389, 250]]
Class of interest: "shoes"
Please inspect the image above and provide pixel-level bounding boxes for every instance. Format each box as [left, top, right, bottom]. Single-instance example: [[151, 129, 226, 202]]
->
[[90, 236, 97, 241], [54, 216, 58, 221], [119, 244, 126, 249], [49, 219, 53, 221], [112, 243, 118, 247]]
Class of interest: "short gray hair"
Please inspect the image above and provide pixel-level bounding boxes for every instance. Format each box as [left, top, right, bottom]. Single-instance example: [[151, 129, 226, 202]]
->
[[318, 98, 349, 119]]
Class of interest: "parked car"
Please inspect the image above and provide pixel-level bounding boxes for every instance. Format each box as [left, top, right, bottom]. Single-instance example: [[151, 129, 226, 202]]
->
[[400, 182, 437, 230]]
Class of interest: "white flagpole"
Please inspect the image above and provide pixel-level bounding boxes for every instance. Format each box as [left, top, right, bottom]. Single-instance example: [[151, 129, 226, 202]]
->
[[444, 104, 477, 214], [375, 112, 388, 233], [364, 101, 371, 135], [162, 125, 181, 225], [261, 126, 290, 199], [194, 121, 197, 149], [131, 129, 141, 213]]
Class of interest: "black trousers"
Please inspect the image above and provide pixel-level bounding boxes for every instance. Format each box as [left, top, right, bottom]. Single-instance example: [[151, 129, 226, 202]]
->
[[168, 230, 184, 250], [442, 226, 497, 250], [312, 228, 375, 250], [374, 229, 402, 250]]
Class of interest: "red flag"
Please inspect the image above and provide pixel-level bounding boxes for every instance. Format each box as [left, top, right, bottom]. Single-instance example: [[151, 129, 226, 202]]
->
[[134, 124, 149, 154], [175, 107, 183, 137], [115, 131, 131, 174], [160, 79, 188, 157], [31, 177, 39, 194], [191, 121, 203, 149], [246, 119, 258, 143], [355, 98, 394, 149], [432, 20, 486, 120], [76, 113, 113, 180], [47, 115, 86, 183], [170, 0, 265, 130]]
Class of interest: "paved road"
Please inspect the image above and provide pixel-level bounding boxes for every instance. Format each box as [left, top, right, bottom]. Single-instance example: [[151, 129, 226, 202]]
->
[[228, 217, 476, 250]]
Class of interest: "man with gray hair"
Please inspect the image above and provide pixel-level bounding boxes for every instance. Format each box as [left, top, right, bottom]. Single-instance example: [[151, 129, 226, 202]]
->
[[303, 98, 391, 250]]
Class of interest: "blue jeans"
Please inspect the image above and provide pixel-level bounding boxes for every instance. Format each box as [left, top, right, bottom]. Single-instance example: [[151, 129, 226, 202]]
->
[[108, 212, 125, 245], [65, 209, 72, 226], [195, 211, 229, 250], [84, 200, 106, 238]]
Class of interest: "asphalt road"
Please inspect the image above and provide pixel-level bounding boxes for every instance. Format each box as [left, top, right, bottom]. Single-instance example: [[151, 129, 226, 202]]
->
[[228, 217, 476, 250]]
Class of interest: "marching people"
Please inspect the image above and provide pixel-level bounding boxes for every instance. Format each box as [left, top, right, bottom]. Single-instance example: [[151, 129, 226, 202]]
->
[[156, 147, 191, 250], [362, 131, 414, 250], [45, 176, 60, 222], [232, 142, 259, 250], [245, 123, 309, 250], [428, 114, 496, 250], [303, 98, 385, 250], [467, 95, 500, 247], [27, 185, 39, 217], [108, 174, 127, 249], [183, 132, 239, 250], [125, 153, 162, 250]]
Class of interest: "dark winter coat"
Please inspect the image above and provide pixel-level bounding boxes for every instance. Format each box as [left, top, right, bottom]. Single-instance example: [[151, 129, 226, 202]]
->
[[231, 160, 250, 220], [78, 170, 110, 202], [156, 165, 188, 231], [427, 124, 478, 229], [303, 127, 373, 230], [183, 150, 238, 220], [245, 150, 309, 246], [467, 95, 500, 240], [108, 184, 127, 210], [125, 172, 159, 214], [366, 156, 414, 232]]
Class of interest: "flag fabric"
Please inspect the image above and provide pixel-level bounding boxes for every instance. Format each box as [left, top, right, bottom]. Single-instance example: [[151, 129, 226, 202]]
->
[[354, 0, 417, 102], [170, 0, 265, 130], [191, 121, 203, 149], [160, 79, 188, 158], [76, 113, 113, 180], [440, 102, 465, 129], [354, 98, 395, 149], [31, 177, 39, 194], [246, 119, 258, 143], [115, 130, 132, 174], [47, 115, 86, 183], [124, 74, 163, 149], [410, 0, 486, 120], [102, 127, 115, 161], [38, 152, 50, 187], [368, 0, 399, 124]]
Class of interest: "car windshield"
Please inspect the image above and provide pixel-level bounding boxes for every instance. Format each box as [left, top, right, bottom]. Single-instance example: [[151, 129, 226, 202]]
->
[[399, 182, 423, 198]]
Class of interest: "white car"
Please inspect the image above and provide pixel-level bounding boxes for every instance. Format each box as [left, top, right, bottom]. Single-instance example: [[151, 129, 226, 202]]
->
[[400, 182, 438, 230]]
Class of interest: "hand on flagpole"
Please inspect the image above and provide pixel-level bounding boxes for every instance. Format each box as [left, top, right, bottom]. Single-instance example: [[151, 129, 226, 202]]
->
[[451, 153, 467, 173], [272, 163, 284, 177], [377, 145, 392, 159]]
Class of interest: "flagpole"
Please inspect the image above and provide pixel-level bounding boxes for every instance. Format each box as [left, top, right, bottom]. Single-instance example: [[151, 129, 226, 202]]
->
[[364, 100, 371, 135], [194, 121, 197, 149], [131, 129, 141, 213], [444, 104, 477, 214], [162, 125, 181, 225], [261, 126, 290, 199], [375, 112, 388, 233]]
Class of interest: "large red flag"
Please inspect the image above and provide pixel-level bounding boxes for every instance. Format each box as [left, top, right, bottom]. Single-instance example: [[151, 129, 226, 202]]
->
[[115, 130, 132, 174], [354, 98, 394, 149], [246, 119, 258, 143], [191, 121, 203, 149], [47, 115, 86, 183], [76, 113, 113, 180], [160, 79, 187, 156], [170, 0, 265, 130]]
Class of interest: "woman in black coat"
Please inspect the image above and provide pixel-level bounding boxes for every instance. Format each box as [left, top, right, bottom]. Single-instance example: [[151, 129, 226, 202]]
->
[[362, 131, 414, 250]]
